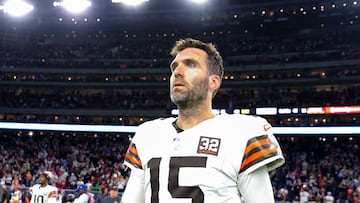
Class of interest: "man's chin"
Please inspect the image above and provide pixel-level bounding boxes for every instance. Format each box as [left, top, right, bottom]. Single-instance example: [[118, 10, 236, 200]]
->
[[171, 96, 189, 107]]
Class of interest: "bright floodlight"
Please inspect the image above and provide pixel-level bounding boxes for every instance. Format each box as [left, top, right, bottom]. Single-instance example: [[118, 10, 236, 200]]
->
[[53, 0, 92, 14], [189, 0, 208, 3], [2, 0, 34, 17], [112, 0, 149, 6]]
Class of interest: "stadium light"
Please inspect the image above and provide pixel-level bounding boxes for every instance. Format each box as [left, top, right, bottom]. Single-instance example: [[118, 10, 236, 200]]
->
[[189, 0, 208, 3], [53, 0, 92, 14], [0, 0, 34, 17], [111, 0, 149, 6]]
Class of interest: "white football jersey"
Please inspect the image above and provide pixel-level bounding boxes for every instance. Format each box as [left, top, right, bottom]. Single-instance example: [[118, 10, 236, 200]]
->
[[29, 184, 58, 203], [124, 114, 285, 203]]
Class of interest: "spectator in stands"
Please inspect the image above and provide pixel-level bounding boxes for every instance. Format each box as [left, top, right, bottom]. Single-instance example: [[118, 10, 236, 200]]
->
[[102, 187, 120, 203], [24, 172, 32, 188], [68, 174, 77, 188], [94, 185, 108, 203], [1, 173, 12, 187], [73, 184, 91, 203], [62, 193, 75, 203], [9, 186, 21, 203], [1, 185, 10, 203], [324, 191, 335, 203], [299, 186, 310, 203]]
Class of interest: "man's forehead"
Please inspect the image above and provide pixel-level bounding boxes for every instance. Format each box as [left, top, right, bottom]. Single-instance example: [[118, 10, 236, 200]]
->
[[173, 47, 208, 61]]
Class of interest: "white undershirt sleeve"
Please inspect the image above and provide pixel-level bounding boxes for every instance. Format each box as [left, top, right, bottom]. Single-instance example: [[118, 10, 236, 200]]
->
[[237, 166, 275, 203], [120, 169, 145, 203]]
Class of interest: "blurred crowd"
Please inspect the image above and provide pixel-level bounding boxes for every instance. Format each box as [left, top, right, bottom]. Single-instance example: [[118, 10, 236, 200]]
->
[[0, 133, 359, 203], [0, 85, 358, 126], [0, 29, 359, 70], [0, 23, 358, 128], [0, 132, 130, 194], [0, 64, 358, 82], [0, 86, 358, 110], [273, 136, 360, 203]]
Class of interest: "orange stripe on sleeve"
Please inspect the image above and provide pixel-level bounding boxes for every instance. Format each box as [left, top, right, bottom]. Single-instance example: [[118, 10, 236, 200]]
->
[[243, 137, 272, 156], [241, 147, 278, 170], [129, 144, 138, 156], [48, 190, 58, 198], [125, 143, 143, 169], [125, 153, 142, 168], [240, 134, 280, 172]]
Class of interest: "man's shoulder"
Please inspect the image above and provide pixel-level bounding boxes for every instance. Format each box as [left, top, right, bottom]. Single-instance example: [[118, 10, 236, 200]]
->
[[44, 185, 57, 190], [217, 113, 269, 126], [30, 184, 40, 190], [133, 117, 176, 141], [138, 117, 176, 129], [144, 117, 176, 124]]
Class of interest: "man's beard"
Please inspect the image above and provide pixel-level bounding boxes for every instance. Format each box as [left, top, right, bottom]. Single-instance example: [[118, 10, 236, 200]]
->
[[170, 76, 209, 109]]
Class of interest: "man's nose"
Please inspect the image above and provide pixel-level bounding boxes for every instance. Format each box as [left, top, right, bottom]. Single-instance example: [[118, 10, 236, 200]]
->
[[172, 64, 185, 77]]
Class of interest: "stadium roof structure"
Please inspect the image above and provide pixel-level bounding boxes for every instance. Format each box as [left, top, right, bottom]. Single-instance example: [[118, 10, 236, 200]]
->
[[1, 0, 357, 24]]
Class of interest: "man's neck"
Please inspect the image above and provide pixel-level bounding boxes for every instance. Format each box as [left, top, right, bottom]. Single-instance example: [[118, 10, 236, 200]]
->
[[176, 104, 215, 130], [40, 183, 48, 188]]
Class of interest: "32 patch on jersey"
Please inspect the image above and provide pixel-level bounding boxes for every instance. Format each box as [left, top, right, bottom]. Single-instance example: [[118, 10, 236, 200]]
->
[[197, 136, 221, 156]]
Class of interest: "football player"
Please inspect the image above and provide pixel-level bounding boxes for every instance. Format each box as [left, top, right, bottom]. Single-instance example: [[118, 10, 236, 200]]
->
[[29, 171, 58, 203], [121, 38, 285, 203]]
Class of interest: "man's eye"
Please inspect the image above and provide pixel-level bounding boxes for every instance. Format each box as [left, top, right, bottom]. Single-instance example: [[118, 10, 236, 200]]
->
[[170, 64, 177, 72], [187, 62, 196, 68]]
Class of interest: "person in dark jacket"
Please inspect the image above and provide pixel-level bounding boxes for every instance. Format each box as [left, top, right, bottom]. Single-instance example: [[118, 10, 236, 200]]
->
[[95, 186, 108, 203], [102, 187, 120, 203], [1, 185, 10, 203]]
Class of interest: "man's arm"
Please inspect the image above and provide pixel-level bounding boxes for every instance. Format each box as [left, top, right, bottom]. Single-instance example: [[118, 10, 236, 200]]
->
[[237, 166, 275, 203], [120, 169, 145, 203]]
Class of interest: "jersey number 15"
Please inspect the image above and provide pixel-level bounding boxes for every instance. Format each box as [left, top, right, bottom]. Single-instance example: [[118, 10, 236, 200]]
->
[[148, 156, 208, 203]]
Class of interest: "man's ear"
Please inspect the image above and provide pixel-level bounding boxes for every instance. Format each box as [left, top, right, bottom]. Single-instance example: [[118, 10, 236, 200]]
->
[[209, 74, 221, 91]]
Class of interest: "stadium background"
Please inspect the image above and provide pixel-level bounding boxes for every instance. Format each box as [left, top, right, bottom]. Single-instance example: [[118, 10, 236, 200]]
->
[[0, 0, 359, 202]]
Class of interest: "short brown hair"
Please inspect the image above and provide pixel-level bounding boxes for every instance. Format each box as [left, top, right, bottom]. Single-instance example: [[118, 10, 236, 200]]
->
[[170, 38, 224, 96]]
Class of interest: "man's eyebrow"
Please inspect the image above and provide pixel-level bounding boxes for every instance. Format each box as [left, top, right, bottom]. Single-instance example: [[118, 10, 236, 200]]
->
[[170, 58, 200, 70], [170, 61, 178, 70], [183, 58, 199, 65]]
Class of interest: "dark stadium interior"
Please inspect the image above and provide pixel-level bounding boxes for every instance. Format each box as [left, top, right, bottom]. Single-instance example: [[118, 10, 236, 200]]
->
[[0, 0, 359, 202]]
